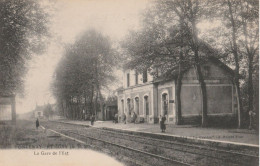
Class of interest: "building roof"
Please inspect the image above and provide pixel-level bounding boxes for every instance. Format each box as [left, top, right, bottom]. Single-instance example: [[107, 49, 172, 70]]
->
[[153, 56, 235, 83]]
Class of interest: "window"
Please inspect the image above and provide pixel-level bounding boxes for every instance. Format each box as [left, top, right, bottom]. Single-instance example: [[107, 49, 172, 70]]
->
[[135, 97, 139, 115], [162, 93, 168, 116], [127, 73, 130, 87], [135, 71, 138, 85], [143, 70, 147, 83], [203, 66, 210, 77], [144, 96, 149, 116]]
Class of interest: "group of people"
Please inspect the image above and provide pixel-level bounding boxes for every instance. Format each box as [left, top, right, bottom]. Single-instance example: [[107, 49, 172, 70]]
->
[[114, 112, 125, 124], [114, 112, 138, 124], [113, 112, 167, 132]]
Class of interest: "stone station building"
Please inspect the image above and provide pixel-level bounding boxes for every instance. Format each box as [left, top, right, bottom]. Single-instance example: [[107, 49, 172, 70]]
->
[[117, 57, 239, 126]]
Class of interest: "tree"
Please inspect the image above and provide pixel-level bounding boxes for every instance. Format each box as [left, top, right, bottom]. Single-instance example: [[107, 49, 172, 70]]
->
[[122, 0, 217, 126], [52, 30, 118, 120], [0, 0, 49, 95], [43, 104, 54, 119], [203, 0, 259, 128], [122, 22, 191, 125], [239, 0, 258, 115], [169, 0, 209, 127]]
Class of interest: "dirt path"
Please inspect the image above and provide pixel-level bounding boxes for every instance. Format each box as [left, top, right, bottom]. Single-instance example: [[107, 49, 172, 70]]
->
[[0, 120, 86, 149]]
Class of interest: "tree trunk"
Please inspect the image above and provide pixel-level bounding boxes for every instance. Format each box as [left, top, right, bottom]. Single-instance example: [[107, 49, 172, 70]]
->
[[190, 9, 208, 127], [195, 61, 208, 127], [90, 85, 94, 115], [176, 51, 183, 125], [97, 87, 104, 121], [248, 54, 254, 111], [94, 90, 98, 119], [227, 0, 243, 128]]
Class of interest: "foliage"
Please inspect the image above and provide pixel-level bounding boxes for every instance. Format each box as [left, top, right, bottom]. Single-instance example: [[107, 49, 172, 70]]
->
[[43, 104, 54, 119], [52, 30, 118, 119], [0, 0, 49, 95], [202, 0, 259, 127], [121, 0, 258, 127]]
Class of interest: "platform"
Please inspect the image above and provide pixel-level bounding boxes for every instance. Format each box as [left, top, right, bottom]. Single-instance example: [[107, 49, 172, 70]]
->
[[52, 119, 259, 148]]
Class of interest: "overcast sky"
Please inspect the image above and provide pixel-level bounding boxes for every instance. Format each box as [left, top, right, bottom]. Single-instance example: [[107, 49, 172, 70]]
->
[[16, 0, 149, 114]]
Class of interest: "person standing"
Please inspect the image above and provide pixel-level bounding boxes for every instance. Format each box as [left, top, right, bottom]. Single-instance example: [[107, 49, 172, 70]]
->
[[36, 118, 40, 129], [133, 112, 137, 124], [114, 113, 118, 123], [122, 112, 126, 124], [162, 115, 166, 132], [91, 114, 95, 126], [249, 110, 256, 130], [160, 115, 166, 132], [82, 109, 85, 120]]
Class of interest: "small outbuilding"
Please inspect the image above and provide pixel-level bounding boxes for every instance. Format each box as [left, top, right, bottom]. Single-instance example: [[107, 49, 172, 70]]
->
[[104, 96, 118, 121], [33, 105, 44, 119], [0, 95, 16, 125]]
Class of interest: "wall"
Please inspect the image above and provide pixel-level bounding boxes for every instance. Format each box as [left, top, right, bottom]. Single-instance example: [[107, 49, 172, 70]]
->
[[123, 69, 154, 88], [117, 83, 157, 123], [181, 85, 234, 116], [180, 61, 237, 125]]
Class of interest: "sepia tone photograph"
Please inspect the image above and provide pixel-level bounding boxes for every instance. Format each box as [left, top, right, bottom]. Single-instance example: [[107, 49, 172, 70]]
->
[[0, 0, 259, 165]]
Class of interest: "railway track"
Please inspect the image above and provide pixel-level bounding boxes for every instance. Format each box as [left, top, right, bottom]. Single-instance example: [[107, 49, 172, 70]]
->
[[66, 130, 191, 166], [69, 127, 257, 166], [42, 121, 259, 166], [91, 127, 259, 164]]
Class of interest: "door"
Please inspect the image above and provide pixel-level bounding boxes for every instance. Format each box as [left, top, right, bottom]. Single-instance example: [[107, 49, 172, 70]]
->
[[162, 93, 168, 122]]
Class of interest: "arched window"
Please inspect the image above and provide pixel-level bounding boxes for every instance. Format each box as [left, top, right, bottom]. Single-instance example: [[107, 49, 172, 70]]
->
[[144, 96, 149, 116], [135, 97, 139, 115], [162, 93, 168, 116]]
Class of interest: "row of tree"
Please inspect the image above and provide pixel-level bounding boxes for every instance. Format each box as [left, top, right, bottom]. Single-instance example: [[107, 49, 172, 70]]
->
[[121, 0, 258, 127], [51, 30, 118, 120]]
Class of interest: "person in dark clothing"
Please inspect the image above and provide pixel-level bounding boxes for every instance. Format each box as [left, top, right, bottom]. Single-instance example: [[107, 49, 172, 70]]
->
[[114, 114, 118, 123], [160, 115, 166, 132], [36, 118, 40, 129], [122, 113, 126, 124], [132, 112, 137, 123], [91, 114, 95, 126], [249, 110, 256, 130]]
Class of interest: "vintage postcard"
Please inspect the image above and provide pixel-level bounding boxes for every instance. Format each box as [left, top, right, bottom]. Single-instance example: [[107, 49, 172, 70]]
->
[[0, 0, 258, 165]]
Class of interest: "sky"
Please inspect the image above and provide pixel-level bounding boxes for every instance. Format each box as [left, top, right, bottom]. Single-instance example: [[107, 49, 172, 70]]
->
[[16, 0, 149, 114]]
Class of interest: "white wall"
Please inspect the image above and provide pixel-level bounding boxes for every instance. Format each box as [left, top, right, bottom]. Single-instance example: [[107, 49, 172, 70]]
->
[[123, 69, 154, 88]]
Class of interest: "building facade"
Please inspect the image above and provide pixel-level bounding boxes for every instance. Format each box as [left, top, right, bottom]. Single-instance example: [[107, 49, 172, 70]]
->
[[117, 57, 239, 125], [34, 105, 44, 119]]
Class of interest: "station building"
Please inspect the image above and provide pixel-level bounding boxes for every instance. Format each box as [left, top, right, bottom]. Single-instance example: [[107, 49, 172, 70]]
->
[[117, 57, 239, 125]]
